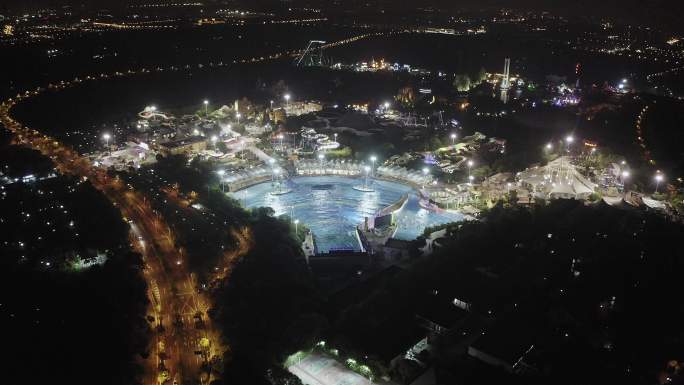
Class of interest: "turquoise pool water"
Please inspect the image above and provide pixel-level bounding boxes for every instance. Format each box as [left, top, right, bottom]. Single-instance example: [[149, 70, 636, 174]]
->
[[233, 176, 463, 253]]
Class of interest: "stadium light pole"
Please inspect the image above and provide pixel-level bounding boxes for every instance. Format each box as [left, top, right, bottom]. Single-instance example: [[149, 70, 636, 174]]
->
[[422, 167, 429, 189], [621, 170, 630, 183], [274, 168, 281, 192], [655, 173, 664, 193], [565, 135, 574, 153], [217, 170, 225, 192], [270, 159, 277, 181], [620, 170, 630, 193], [102, 133, 111, 155]]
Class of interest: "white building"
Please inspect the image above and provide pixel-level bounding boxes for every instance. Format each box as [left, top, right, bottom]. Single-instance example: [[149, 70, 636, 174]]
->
[[516, 156, 597, 200]]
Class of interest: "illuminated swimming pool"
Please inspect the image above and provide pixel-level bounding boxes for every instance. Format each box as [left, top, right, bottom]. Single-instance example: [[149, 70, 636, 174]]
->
[[233, 176, 464, 253]]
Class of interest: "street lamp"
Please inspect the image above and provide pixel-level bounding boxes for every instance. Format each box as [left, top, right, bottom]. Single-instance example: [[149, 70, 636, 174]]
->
[[467, 160, 474, 180], [270, 100, 274, 109], [150, 105, 156, 112], [102, 133, 111, 154], [422, 167, 429, 189], [621, 170, 630, 190], [318, 153, 325, 168], [370, 155, 377, 177], [277, 134, 284, 150], [383, 101, 390, 110], [269, 159, 276, 181], [294, 219, 299, 235], [654, 173, 664, 193], [203, 99, 209, 115], [469, 175, 475, 185], [450, 133, 457, 147], [236, 112, 241, 125], [565, 135, 574, 153], [284, 93, 291, 108], [364, 166, 371, 188], [545, 143, 553, 151], [217, 170, 225, 192]]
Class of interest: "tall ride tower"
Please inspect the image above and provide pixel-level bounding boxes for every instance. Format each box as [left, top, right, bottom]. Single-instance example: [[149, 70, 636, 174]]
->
[[501, 58, 511, 90], [500, 58, 511, 103]]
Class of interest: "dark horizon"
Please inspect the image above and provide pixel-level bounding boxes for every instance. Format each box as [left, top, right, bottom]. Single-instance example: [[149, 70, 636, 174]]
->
[[3, 0, 684, 33]]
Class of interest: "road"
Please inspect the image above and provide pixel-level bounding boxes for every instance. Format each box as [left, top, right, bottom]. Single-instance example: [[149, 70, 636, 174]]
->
[[0, 102, 225, 385], [0, 30, 394, 383]]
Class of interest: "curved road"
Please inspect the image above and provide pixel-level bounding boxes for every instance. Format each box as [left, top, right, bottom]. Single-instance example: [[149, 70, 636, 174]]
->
[[0, 28, 402, 384], [0, 101, 220, 384]]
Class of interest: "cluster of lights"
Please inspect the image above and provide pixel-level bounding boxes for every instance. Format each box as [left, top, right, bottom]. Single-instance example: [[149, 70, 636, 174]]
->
[[129, 2, 203, 8], [634, 105, 655, 165], [1, 89, 224, 382], [268, 18, 327, 25], [92, 22, 177, 30]]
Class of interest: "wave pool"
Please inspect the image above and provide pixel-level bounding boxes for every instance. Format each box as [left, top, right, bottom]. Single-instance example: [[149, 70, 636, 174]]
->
[[233, 176, 463, 253]]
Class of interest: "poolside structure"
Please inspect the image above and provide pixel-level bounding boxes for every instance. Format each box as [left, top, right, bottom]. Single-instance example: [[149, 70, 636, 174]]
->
[[295, 160, 434, 188], [376, 165, 433, 187], [224, 166, 274, 192], [295, 159, 364, 176]]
